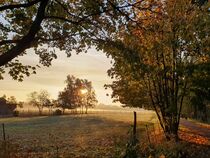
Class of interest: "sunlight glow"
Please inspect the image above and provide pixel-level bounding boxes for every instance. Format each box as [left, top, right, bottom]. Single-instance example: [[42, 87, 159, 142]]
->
[[80, 88, 88, 95]]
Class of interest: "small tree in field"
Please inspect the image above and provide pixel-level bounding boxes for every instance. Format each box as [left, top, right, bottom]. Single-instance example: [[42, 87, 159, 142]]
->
[[38, 90, 51, 113], [28, 90, 51, 115], [28, 91, 40, 114]]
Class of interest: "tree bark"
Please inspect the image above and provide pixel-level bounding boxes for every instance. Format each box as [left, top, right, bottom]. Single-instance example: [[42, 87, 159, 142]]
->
[[164, 119, 179, 141]]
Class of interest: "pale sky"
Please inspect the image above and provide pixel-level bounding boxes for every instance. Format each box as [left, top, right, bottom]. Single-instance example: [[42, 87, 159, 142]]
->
[[0, 48, 119, 105]]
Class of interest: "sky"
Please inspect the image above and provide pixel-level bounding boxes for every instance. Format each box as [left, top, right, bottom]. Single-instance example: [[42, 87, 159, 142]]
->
[[0, 48, 119, 105]]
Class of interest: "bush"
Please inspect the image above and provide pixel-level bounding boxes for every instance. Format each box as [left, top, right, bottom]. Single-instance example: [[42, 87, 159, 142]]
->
[[13, 110, 19, 117], [53, 109, 62, 116]]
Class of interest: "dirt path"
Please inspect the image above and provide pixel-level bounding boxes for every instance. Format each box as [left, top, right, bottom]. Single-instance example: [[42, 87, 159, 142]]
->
[[180, 119, 210, 139]]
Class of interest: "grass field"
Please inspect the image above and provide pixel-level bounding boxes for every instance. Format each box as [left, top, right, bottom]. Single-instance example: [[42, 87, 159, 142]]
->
[[1, 111, 209, 158], [0, 111, 157, 158]]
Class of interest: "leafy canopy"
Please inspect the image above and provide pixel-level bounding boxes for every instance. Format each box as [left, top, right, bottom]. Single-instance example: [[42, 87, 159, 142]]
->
[[0, 0, 137, 81], [103, 0, 210, 139]]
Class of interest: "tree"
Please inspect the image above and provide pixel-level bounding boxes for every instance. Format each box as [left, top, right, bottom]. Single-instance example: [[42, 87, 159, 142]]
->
[[7, 96, 17, 104], [103, 0, 210, 140], [57, 75, 80, 114], [28, 91, 40, 114], [38, 90, 51, 113], [0, 0, 138, 81], [28, 90, 51, 115], [81, 80, 98, 114], [57, 75, 98, 114]]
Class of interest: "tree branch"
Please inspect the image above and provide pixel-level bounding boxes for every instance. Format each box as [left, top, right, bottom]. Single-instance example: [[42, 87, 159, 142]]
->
[[53, 0, 109, 25], [145, 76, 165, 132], [0, 40, 19, 46], [44, 16, 79, 25], [54, 0, 77, 18], [0, 0, 49, 66]]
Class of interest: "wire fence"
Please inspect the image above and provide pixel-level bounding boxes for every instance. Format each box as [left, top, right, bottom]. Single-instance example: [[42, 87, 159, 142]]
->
[[142, 121, 210, 146]]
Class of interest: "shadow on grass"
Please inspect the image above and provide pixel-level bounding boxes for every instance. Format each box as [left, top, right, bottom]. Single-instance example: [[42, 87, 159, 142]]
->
[[0, 114, 147, 158], [0, 112, 161, 158]]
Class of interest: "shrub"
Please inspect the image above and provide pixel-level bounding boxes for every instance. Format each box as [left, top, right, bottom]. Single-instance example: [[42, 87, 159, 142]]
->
[[53, 109, 62, 116]]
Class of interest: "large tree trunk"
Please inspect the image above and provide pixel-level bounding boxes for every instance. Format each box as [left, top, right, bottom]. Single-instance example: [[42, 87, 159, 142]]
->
[[163, 117, 179, 141], [154, 109, 180, 141]]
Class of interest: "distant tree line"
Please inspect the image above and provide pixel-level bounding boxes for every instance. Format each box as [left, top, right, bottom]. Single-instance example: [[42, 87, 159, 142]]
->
[[27, 75, 98, 115], [0, 75, 97, 116]]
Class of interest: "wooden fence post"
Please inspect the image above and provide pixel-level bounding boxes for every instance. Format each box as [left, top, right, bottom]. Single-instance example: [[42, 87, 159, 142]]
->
[[2, 123, 6, 141], [133, 111, 137, 145]]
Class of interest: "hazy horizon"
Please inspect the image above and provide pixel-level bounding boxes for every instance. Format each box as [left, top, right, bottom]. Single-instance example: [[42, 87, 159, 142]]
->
[[0, 47, 121, 106]]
